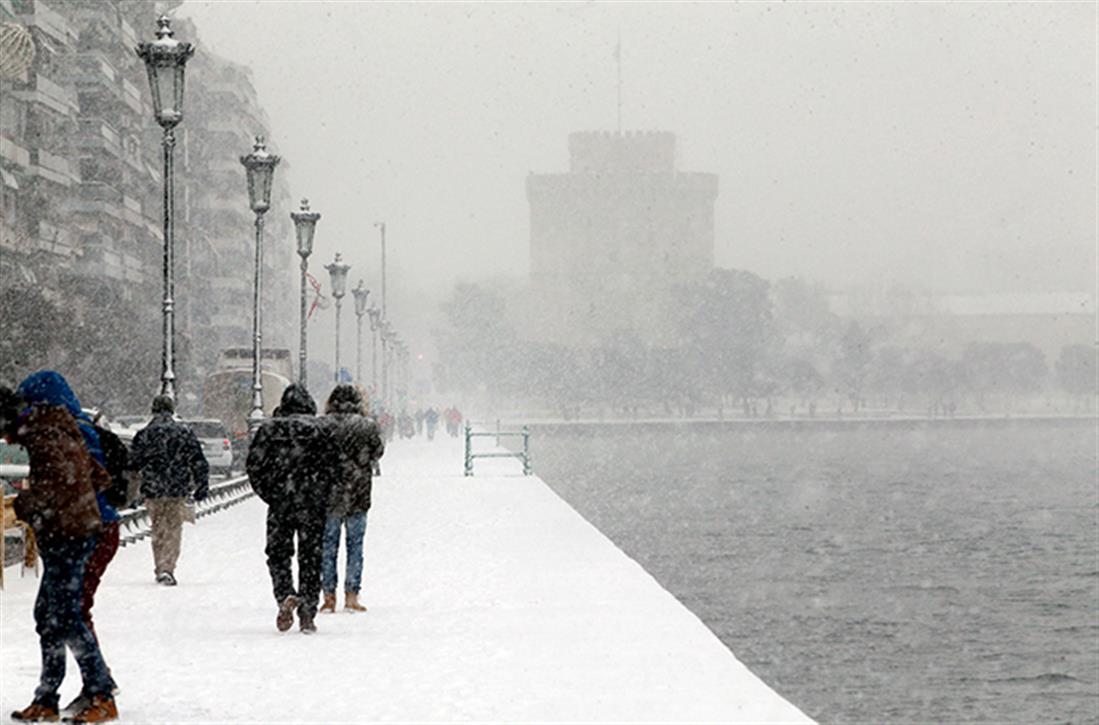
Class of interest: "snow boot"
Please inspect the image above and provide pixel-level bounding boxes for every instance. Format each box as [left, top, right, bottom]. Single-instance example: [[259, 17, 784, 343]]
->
[[61, 694, 90, 717], [344, 592, 367, 612], [320, 593, 336, 613], [11, 703, 59, 722], [276, 595, 298, 632], [63, 694, 116, 723], [299, 612, 317, 634]]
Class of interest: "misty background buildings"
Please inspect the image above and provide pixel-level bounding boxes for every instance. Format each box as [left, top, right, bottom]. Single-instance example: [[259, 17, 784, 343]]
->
[[0, 0, 1095, 418]]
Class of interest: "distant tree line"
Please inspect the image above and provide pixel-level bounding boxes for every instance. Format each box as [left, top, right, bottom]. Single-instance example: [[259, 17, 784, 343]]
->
[[433, 272, 1097, 419]]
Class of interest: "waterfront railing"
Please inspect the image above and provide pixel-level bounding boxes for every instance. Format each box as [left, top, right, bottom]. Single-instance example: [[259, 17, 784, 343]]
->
[[464, 421, 531, 477]]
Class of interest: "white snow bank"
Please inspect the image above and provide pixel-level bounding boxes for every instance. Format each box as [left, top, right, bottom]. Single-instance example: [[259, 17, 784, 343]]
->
[[2, 434, 810, 723]]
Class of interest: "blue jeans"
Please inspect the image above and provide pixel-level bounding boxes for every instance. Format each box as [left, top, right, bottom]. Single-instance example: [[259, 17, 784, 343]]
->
[[33, 536, 115, 708], [321, 512, 367, 595]]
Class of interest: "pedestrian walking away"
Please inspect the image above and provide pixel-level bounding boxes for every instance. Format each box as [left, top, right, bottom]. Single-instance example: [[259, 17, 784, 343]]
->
[[318, 385, 385, 614], [2, 378, 119, 724], [247, 384, 339, 634], [130, 395, 210, 586], [424, 406, 439, 440]]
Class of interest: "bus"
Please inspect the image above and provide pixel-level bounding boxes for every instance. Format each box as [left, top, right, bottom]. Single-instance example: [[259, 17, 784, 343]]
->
[[202, 348, 293, 452]]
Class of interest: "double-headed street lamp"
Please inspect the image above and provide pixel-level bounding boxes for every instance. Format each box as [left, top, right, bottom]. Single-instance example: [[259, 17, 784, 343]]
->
[[325, 253, 350, 383], [136, 15, 193, 400], [241, 136, 280, 429], [351, 281, 370, 385], [291, 199, 320, 387]]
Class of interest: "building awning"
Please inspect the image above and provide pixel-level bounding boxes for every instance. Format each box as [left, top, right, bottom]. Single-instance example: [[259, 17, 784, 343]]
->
[[1, 167, 19, 189]]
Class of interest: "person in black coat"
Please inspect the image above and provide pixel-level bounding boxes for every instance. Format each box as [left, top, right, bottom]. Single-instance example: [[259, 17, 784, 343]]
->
[[131, 395, 209, 586], [246, 384, 338, 634]]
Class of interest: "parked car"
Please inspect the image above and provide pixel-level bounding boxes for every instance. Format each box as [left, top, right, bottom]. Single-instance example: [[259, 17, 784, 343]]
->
[[184, 418, 234, 476]]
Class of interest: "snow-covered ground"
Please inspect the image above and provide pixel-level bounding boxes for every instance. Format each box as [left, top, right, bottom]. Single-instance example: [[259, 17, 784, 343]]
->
[[2, 434, 810, 723]]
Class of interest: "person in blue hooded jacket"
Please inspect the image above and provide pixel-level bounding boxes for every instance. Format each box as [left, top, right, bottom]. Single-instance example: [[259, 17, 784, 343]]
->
[[7, 372, 120, 722], [16, 373, 122, 684]]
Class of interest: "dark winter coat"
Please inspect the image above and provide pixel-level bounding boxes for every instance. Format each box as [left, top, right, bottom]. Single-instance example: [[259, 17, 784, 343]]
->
[[246, 384, 337, 513], [11, 404, 109, 543], [132, 413, 210, 500], [321, 404, 385, 517], [16, 370, 120, 523]]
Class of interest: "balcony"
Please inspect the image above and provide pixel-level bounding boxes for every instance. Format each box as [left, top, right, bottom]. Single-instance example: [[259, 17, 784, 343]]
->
[[0, 135, 31, 168], [119, 17, 137, 48], [122, 194, 145, 226], [75, 118, 121, 156], [34, 220, 75, 255], [68, 181, 123, 220], [71, 52, 118, 96], [13, 73, 78, 116], [30, 148, 77, 186], [121, 78, 143, 115], [16, 0, 77, 46]]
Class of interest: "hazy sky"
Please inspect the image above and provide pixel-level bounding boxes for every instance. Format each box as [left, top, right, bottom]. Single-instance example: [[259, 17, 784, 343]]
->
[[180, 1, 1095, 302]]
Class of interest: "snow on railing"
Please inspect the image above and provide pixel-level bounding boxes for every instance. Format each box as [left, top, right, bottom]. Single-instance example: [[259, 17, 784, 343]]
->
[[118, 474, 254, 547]]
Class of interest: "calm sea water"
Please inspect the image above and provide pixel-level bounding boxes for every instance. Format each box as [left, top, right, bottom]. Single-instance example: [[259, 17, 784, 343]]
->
[[528, 420, 1098, 723]]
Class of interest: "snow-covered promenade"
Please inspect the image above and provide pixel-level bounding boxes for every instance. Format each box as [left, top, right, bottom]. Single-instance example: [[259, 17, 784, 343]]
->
[[2, 434, 809, 723]]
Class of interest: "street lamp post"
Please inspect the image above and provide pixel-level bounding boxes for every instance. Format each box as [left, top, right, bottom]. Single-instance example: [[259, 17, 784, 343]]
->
[[136, 15, 193, 401], [380, 321, 392, 409], [325, 253, 351, 383], [367, 306, 380, 394], [373, 221, 386, 318], [291, 199, 320, 387], [351, 280, 370, 385], [240, 136, 280, 430]]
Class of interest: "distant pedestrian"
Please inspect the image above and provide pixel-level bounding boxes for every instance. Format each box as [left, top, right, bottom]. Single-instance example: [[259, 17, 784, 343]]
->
[[246, 384, 337, 634], [318, 385, 384, 614], [131, 395, 209, 586], [414, 408, 425, 435], [446, 406, 463, 438], [424, 406, 439, 440], [2, 380, 119, 723]]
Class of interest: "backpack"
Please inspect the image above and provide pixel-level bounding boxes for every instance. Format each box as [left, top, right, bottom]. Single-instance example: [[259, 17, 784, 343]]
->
[[96, 424, 138, 508]]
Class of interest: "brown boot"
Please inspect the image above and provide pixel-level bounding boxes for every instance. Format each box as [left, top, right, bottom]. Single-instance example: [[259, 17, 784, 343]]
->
[[345, 592, 367, 612], [276, 595, 298, 632], [66, 694, 117, 723], [319, 592, 336, 613], [10, 703, 59, 722]]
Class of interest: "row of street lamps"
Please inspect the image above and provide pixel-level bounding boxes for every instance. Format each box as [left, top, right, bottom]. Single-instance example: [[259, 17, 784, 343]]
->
[[137, 15, 408, 429]]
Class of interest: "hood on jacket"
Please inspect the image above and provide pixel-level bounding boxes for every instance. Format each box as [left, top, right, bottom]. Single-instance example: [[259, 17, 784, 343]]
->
[[17, 370, 82, 417], [325, 384, 363, 415], [277, 384, 317, 416], [16, 370, 105, 466]]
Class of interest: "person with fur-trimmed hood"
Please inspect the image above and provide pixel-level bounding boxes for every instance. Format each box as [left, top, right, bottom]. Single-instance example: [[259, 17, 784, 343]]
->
[[318, 385, 384, 614], [246, 384, 338, 634]]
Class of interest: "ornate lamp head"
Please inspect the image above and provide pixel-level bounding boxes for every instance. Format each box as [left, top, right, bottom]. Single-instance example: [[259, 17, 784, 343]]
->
[[291, 198, 320, 258], [325, 253, 351, 300], [135, 15, 194, 129], [240, 136, 280, 214], [351, 280, 370, 316]]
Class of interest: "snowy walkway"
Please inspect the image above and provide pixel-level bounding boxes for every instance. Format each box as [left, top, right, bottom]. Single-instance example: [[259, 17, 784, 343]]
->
[[2, 435, 809, 723]]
